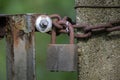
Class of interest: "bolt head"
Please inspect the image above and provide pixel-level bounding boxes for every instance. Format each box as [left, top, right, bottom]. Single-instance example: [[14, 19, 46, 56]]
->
[[35, 15, 52, 33]]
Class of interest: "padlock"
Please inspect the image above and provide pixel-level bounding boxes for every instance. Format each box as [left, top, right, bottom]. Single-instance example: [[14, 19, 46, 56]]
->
[[47, 22, 77, 71]]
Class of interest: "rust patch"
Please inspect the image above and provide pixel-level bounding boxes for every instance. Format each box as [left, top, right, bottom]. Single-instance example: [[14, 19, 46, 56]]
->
[[25, 32, 34, 51], [13, 15, 26, 47], [12, 15, 35, 47], [4, 14, 35, 46], [13, 28, 20, 46]]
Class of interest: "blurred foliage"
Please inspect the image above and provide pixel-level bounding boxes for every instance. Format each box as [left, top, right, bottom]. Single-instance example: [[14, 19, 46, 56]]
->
[[0, 0, 75, 19], [0, 0, 76, 80]]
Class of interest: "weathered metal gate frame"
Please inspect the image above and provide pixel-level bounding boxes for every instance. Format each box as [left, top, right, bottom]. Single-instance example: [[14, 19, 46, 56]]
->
[[0, 14, 37, 80]]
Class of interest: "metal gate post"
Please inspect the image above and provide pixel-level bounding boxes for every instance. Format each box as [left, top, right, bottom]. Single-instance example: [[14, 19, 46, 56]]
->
[[5, 14, 36, 80]]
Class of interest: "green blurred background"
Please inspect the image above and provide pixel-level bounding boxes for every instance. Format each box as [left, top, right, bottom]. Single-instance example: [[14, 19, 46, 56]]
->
[[0, 0, 76, 80]]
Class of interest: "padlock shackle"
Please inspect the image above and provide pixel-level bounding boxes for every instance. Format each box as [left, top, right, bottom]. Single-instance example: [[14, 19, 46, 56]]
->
[[67, 22, 74, 44], [51, 20, 74, 44], [51, 27, 56, 44]]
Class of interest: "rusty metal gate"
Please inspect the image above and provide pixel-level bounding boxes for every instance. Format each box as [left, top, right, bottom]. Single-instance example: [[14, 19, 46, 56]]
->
[[0, 13, 120, 80]]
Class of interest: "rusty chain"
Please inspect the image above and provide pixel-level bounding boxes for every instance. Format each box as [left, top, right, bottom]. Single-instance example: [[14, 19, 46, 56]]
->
[[49, 14, 120, 39]]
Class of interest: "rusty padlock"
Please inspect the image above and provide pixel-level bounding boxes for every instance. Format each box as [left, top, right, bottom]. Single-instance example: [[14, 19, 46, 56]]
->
[[47, 22, 77, 71]]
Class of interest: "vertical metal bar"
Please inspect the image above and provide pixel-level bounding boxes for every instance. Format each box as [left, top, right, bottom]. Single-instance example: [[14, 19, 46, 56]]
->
[[68, 23, 74, 44], [6, 14, 36, 80]]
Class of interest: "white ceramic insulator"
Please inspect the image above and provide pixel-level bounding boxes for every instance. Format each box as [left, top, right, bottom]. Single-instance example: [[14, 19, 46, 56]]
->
[[35, 15, 52, 33]]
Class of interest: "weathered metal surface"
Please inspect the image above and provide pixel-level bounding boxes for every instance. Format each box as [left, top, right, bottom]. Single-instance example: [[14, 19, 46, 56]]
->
[[47, 44, 77, 71], [5, 14, 36, 80], [75, 0, 120, 80]]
